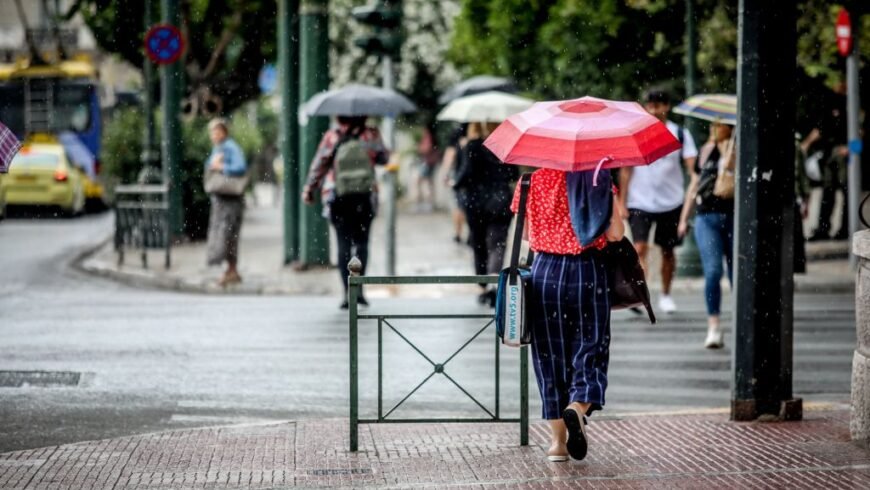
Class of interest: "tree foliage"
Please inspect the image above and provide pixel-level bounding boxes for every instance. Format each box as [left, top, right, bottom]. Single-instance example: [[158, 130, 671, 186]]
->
[[329, 0, 462, 124], [70, 0, 277, 115], [449, 0, 869, 119]]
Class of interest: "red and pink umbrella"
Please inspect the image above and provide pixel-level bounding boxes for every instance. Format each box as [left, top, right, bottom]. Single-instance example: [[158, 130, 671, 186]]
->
[[0, 120, 21, 174], [484, 96, 681, 181]]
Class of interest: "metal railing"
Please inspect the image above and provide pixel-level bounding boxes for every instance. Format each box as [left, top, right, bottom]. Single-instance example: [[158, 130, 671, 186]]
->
[[347, 259, 529, 452], [114, 184, 170, 269]]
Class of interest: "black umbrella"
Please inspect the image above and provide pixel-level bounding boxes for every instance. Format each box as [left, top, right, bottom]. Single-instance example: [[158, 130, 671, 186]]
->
[[437, 75, 517, 105], [301, 84, 417, 119]]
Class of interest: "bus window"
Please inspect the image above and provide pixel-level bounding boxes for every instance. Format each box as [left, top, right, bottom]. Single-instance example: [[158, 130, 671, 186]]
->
[[0, 84, 26, 136], [54, 84, 93, 132]]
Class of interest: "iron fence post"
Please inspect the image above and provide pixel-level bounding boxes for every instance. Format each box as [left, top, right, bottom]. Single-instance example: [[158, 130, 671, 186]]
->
[[495, 330, 500, 419], [348, 258, 362, 451], [520, 345, 529, 446]]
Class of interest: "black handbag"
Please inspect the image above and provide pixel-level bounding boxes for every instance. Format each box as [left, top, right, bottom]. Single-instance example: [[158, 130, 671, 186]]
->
[[495, 173, 534, 346], [601, 237, 656, 323]]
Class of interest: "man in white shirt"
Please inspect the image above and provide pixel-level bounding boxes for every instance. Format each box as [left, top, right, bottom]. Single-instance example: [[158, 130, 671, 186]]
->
[[617, 90, 698, 313]]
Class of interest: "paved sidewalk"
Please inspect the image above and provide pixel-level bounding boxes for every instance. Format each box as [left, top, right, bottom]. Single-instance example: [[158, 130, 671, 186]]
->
[[1, 406, 868, 489], [80, 185, 854, 297]]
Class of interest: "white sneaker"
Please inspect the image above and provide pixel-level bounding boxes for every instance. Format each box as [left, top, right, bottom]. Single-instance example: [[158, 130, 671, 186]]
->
[[658, 295, 677, 314], [704, 328, 725, 349]]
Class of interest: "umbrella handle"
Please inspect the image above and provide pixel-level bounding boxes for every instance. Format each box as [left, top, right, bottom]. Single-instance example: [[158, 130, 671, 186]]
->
[[592, 156, 612, 187]]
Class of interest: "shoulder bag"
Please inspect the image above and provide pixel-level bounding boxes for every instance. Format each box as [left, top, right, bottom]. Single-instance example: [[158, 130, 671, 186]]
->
[[495, 173, 533, 347], [602, 237, 656, 324], [204, 169, 249, 196]]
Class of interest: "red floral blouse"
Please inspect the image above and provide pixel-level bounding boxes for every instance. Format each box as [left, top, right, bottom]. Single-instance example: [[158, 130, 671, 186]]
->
[[510, 168, 611, 255]]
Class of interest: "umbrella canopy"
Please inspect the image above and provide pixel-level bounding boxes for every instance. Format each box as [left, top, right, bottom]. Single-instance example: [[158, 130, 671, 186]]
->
[[436, 91, 535, 123], [0, 120, 21, 173], [484, 96, 681, 173], [301, 83, 417, 118], [438, 75, 516, 104], [673, 94, 737, 125]]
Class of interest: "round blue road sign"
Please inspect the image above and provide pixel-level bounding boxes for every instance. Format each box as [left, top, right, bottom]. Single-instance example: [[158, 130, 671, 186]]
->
[[144, 24, 184, 65]]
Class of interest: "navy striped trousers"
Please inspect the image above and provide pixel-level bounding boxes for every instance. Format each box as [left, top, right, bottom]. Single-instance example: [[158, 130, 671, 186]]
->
[[529, 252, 611, 420]]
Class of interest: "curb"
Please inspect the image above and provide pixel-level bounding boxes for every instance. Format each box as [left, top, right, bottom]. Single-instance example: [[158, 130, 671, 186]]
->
[[73, 238, 335, 296], [75, 235, 855, 296]]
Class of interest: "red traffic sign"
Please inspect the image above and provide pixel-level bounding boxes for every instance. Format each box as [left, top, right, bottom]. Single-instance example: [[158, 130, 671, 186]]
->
[[837, 8, 853, 57], [144, 24, 184, 65]]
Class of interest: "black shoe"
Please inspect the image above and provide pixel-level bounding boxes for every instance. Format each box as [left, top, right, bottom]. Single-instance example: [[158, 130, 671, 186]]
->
[[358, 296, 369, 306], [339, 300, 349, 310], [629, 307, 643, 315], [562, 407, 588, 461], [453, 235, 462, 244]]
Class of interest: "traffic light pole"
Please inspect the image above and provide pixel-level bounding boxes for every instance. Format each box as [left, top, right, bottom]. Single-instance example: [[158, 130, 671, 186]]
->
[[298, 0, 330, 267], [731, 0, 801, 422], [278, 0, 300, 264], [382, 55, 397, 276], [160, 0, 184, 236]]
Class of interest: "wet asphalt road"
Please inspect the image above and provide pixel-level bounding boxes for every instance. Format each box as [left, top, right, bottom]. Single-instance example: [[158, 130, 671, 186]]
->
[[0, 214, 856, 453]]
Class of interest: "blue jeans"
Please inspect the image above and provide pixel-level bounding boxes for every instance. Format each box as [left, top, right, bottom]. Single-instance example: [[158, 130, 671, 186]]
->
[[694, 212, 734, 316]]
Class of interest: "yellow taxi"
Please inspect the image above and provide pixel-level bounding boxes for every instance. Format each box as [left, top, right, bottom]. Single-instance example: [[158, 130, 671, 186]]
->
[[0, 143, 86, 216]]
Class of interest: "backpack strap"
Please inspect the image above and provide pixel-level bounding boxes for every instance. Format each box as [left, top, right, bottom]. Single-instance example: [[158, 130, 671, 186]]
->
[[677, 125, 685, 163], [509, 173, 532, 284]]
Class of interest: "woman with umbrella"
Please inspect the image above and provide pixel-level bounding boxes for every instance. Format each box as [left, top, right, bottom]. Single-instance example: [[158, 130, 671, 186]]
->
[[674, 95, 737, 349], [300, 84, 415, 308], [453, 121, 517, 305], [486, 97, 679, 461], [302, 115, 388, 309]]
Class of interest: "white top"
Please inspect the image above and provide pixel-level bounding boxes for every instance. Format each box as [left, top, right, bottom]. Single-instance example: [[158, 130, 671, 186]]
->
[[626, 120, 698, 213]]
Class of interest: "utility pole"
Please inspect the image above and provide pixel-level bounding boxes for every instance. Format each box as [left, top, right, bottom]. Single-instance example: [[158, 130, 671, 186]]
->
[[160, 0, 183, 236], [278, 0, 300, 264], [298, 0, 330, 267], [352, 0, 403, 275], [677, 0, 703, 278], [732, 0, 802, 422]]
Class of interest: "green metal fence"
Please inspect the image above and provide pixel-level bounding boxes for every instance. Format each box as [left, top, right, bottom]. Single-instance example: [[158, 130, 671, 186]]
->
[[114, 184, 170, 269], [348, 263, 529, 452]]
